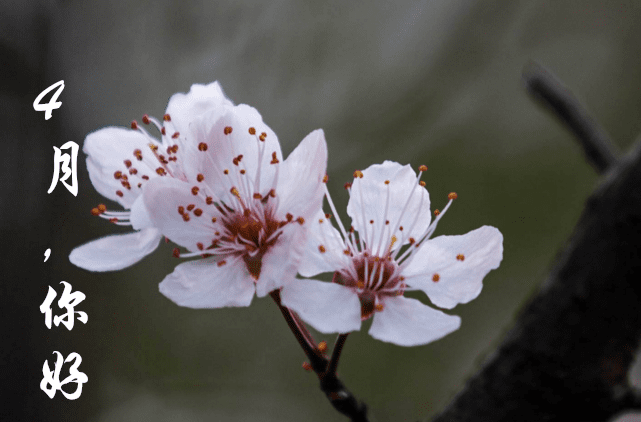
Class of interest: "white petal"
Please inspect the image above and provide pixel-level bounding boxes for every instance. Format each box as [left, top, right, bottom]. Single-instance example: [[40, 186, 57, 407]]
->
[[347, 161, 430, 254], [129, 196, 153, 230], [255, 224, 307, 297], [196, 105, 282, 200], [163, 82, 235, 182], [165, 81, 233, 132], [368, 296, 460, 346], [403, 226, 503, 309], [142, 177, 216, 251], [281, 279, 361, 334], [276, 129, 328, 219], [84, 127, 159, 209], [298, 210, 350, 278], [159, 257, 254, 309], [69, 228, 162, 272]]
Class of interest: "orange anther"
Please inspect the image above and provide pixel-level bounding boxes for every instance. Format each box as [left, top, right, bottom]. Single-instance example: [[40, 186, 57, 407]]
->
[[249, 127, 256, 135], [90, 208, 101, 216], [297, 217, 305, 225], [182, 214, 190, 222], [418, 165, 428, 172], [211, 217, 217, 223], [178, 206, 185, 215], [97, 204, 106, 212], [130, 120, 138, 129], [357, 281, 365, 289], [456, 254, 465, 261], [318, 341, 327, 353], [194, 208, 203, 217], [230, 187, 240, 198], [253, 193, 262, 200], [163, 114, 171, 121], [142, 114, 150, 124], [172, 132, 180, 139], [434, 209, 440, 215], [124, 160, 132, 168], [344, 182, 352, 190], [224, 126, 233, 135], [191, 186, 199, 195], [116, 190, 124, 197], [114, 171, 123, 180], [353, 170, 363, 178], [448, 192, 458, 200], [269, 189, 276, 198], [432, 273, 440, 282], [217, 260, 227, 267], [384, 180, 390, 185], [156, 167, 166, 176], [161, 127, 166, 135], [197, 242, 204, 250], [322, 174, 328, 183], [319, 245, 326, 253], [375, 304, 384, 312], [206, 196, 214, 205], [187, 204, 195, 211], [198, 142, 208, 151], [419, 181, 426, 187], [302, 362, 312, 371], [270, 151, 279, 164], [197, 174, 205, 182]]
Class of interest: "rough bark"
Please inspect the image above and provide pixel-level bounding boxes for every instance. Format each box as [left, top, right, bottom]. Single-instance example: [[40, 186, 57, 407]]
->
[[433, 65, 641, 422]]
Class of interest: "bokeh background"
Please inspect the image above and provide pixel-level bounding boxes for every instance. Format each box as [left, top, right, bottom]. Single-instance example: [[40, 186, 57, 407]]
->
[[3, 1, 641, 421]]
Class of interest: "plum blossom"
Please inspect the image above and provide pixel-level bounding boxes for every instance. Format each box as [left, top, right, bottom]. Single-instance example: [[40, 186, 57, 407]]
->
[[280, 161, 503, 346], [141, 107, 328, 308], [69, 82, 234, 271]]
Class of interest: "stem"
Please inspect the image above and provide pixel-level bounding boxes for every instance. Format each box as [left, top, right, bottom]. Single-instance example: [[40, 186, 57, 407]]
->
[[522, 61, 619, 174], [325, 333, 349, 377], [270, 290, 369, 421]]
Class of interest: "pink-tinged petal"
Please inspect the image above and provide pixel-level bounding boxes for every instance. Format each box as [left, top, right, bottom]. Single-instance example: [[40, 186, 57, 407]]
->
[[276, 129, 328, 219], [403, 226, 503, 309], [255, 224, 307, 297], [197, 105, 282, 200], [298, 210, 350, 278], [281, 279, 361, 334], [348, 161, 430, 253], [84, 127, 159, 209], [142, 177, 216, 251], [159, 257, 254, 309], [69, 228, 162, 272], [369, 296, 460, 346]]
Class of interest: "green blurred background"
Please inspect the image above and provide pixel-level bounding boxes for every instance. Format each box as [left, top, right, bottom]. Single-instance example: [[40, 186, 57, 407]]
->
[[5, 1, 641, 421]]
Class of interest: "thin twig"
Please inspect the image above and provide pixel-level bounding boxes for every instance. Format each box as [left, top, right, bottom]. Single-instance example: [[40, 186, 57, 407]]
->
[[270, 290, 369, 421], [522, 61, 619, 173], [325, 333, 349, 377]]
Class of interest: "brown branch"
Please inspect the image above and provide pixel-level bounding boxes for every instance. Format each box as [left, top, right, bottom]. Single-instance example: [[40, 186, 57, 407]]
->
[[270, 290, 369, 421], [433, 69, 641, 422], [523, 61, 620, 173]]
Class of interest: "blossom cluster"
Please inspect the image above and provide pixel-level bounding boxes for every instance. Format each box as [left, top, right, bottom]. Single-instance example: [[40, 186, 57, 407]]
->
[[70, 82, 503, 347]]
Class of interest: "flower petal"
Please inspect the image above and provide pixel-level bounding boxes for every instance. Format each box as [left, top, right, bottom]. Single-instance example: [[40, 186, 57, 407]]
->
[[69, 228, 162, 272], [142, 177, 216, 251], [276, 129, 328, 219], [163, 81, 235, 182], [165, 81, 233, 134], [129, 196, 153, 230], [159, 257, 254, 309], [84, 127, 159, 209], [280, 279, 361, 334], [368, 296, 461, 346], [254, 224, 307, 297], [402, 225, 503, 309], [196, 105, 282, 200], [348, 161, 430, 254], [298, 210, 350, 278]]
